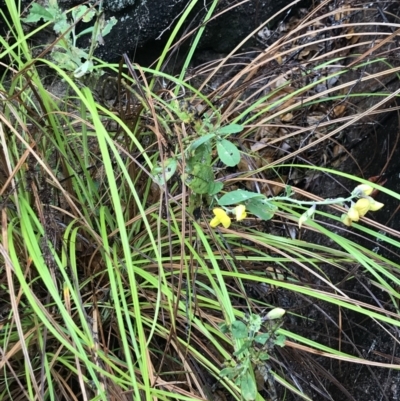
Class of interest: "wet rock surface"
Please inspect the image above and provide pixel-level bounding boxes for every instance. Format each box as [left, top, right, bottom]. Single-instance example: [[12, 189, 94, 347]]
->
[[1, 0, 303, 64]]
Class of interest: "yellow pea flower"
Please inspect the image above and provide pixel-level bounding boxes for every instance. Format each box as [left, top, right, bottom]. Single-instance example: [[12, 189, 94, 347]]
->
[[347, 206, 360, 222], [368, 199, 384, 211], [342, 214, 353, 226], [233, 205, 247, 221], [353, 184, 373, 196], [354, 198, 371, 217], [343, 196, 384, 227], [210, 208, 231, 228]]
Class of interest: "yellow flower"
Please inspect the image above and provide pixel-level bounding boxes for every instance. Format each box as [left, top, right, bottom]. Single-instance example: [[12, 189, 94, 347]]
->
[[210, 208, 231, 228], [347, 206, 360, 222], [353, 184, 373, 196], [342, 214, 353, 226], [343, 197, 384, 227], [233, 205, 247, 221], [368, 199, 384, 211], [354, 198, 370, 217]]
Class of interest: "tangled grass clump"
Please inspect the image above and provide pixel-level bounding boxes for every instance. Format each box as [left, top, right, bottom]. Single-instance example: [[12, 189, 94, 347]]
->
[[1, 0, 400, 400]]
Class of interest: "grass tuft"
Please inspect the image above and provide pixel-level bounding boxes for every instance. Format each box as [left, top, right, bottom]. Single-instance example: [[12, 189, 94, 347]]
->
[[1, 1, 400, 400]]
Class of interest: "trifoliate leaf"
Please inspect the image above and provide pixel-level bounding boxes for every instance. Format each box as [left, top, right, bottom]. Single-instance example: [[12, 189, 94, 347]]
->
[[354, 198, 370, 217]]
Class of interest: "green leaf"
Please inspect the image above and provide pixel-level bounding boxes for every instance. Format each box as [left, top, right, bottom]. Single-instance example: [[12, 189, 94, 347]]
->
[[254, 333, 270, 345], [216, 124, 243, 135], [231, 320, 248, 339], [246, 198, 277, 220], [248, 314, 262, 335], [174, 107, 192, 124], [220, 367, 238, 380], [23, 4, 54, 23], [51, 51, 78, 71], [187, 133, 215, 153], [218, 190, 264, 206], [72, 5, 95, 23], [102, 17, 117, 37], [183, 164, 214, 194], [285, 185, 293, 197], [217, 139, 240, 167], [274, 334, 286, 347], [83, 9, 96, 23], [53, 15, 70, 34], [240, 371, 257, 401], [187, 143, 212, 166], [233, 341, 251, 356], [208, 181, 223, 196], [70, 46, 89, 60], [184, 143, 217, 194], [258, 352, 270, 361], [219, 323, 230, 334], [74, 59, 94, 78], [152, 158, 178, 186], [76, 26, 95, 39]]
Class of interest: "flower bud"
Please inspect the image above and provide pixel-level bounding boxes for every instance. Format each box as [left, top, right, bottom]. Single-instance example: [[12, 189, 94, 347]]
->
[[266, 308, 286, 320], [234, 205, 247, 221], [353, 184, 373, 196], [298, 204, 316, 229]]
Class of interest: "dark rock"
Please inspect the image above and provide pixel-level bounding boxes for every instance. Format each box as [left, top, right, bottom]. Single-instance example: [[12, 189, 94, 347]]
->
[[1, 0, 306, 64], [196, 0, 301, 54], [94, 0, 304, 62], [94, 0, 190, 63]]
